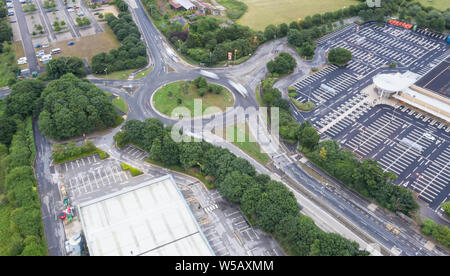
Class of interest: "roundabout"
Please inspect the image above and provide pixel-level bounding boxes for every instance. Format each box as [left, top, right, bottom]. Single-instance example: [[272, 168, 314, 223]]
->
[[152, 80, 235, 119]]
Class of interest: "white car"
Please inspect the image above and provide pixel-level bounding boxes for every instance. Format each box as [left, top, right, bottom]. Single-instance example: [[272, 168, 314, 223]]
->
[[17, 57, 27, 65], [42, 43, 49, 48], [68, 8, 74, 12], [40, 54, 53, 63], [423, 133, 435, 141], [36, 50, 45, 57]]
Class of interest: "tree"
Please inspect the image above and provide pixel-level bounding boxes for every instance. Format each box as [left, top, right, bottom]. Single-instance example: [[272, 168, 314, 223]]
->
[[5, 79, 46, 118], [179, 142, 203, 168], [38, 74, 118, 140], [46, 57, 87, 80], [441, 202, 450, 217], [266, 52, 296, 75], [298, 126, 320, 150], [328, 48, 352, 66], [160, 133, 179, 165], [0, 117, 16, 146], [264, 24, 277, 41], [421, 218, 436, 236], [149, 137, 162, 161]]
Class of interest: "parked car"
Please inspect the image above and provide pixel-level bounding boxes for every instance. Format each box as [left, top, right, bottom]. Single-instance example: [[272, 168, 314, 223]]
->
[[17, 57, 27, 65], [94, 12, 99, 15], [68, 8, 74, 12], [74, 6, 79, 9], [77, 11, 84, 16], [7, 3, 13, 8], [35, 44, 41, 48], [8, 11, 14, 16], [9, 19, 16, 23], [424, 133, 435, 141], [66, 6, 72, 9], [42, 43, 49, 48], [67, 41, 75, 46], [36, 50, 45, 57]]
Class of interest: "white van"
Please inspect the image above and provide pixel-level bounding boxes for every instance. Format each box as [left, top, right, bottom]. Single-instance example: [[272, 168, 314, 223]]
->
[[50, 48, 61, 55]]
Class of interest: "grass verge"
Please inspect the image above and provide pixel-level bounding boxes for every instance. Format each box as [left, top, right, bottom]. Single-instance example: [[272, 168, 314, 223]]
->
[[112, 97, 129, 113], [121, 163, 143, 176]]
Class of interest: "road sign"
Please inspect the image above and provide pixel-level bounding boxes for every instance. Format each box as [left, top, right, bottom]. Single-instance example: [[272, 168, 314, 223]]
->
[[227, 52, 232, 61]]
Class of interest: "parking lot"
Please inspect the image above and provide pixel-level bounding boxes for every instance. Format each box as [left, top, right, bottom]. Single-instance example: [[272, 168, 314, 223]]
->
[[56, 152, 157, 204], [290, 21, 450, 215], [336, 105, 450, 211], [182, 183, 284, 256]]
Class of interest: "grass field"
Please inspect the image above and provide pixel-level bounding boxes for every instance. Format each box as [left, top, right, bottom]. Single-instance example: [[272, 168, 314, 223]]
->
[[237, 0, 358, 30], [49, 24, 120, 64], [134, 67, 153, 79], [112, 97, 129, 113], [417, 0, 450, 11], [214, 123, 270, 165], [153, 81, 234, 118]]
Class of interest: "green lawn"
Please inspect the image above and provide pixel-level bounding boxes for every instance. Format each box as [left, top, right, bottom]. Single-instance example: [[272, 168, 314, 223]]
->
[[134, 67, 153, 79], [112, 97, 129, 113], [417, 0, 450, 11], [237, 0, 358, 30], [94, 69, 136, 80], [215, 124, 270, 165], [153, 81, 234, 118]]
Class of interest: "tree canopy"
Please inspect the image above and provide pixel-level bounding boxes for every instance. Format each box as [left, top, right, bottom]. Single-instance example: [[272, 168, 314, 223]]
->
[[328, 48, 352, 66], [46, 56, 87, 80], [38, 73, 118, 140]]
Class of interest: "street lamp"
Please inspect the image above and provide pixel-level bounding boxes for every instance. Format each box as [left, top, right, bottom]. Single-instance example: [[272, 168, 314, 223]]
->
[[104, 67, 108, 86], [234, 49, 238, 65]]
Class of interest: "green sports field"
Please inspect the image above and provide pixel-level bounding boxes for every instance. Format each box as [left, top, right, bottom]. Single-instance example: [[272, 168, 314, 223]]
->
[[417, 0, 450, 11], [237, 0, 359, 30]]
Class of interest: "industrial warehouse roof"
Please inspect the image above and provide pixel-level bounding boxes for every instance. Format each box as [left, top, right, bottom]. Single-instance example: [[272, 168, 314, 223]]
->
[[414, 56, 450, 98], [78, 175, 214, 256], [373, 72, 419, 93]]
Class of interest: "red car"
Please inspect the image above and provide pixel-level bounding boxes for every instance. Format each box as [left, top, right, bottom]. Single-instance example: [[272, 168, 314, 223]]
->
[[74, 6, 79, 9]]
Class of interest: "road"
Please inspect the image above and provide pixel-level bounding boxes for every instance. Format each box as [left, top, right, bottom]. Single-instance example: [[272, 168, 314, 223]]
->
[[29, 0, 448, 256], [12, 0, 40, 72]]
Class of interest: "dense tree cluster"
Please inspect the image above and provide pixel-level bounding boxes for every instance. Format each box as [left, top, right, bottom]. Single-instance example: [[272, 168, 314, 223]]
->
[[266, 52, 296, 75], [421, 218, 450, 248], [327, 48, 352, 66], [0, 117, 46, 256], [160, 16, 262, 65], [37, 74, 119, 140], [45, 56, 87, 80], [114, 118, 368, 256], [5, 79, 46, 118], [0, 2, 12, 46], [91, 0, 147, 74], [306, 140, 418, 215]]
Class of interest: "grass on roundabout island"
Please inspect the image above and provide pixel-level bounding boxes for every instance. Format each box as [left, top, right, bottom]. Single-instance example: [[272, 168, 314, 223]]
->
[[153, 80, 234, 118]]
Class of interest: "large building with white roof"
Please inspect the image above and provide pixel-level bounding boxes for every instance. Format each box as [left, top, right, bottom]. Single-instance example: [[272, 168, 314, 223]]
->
[[373, 56, 450, 123], [77, 175, 214, 256]]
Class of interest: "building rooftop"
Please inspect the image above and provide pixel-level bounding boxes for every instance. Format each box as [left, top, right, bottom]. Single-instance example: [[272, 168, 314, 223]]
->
[[414, 56, 450, 98], [78, 175, 214, 256], [373, 72, 419, 93]]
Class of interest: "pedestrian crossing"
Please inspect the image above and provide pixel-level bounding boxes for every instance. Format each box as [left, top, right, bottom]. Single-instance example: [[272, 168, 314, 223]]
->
[[204, 204, 218, 213]]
